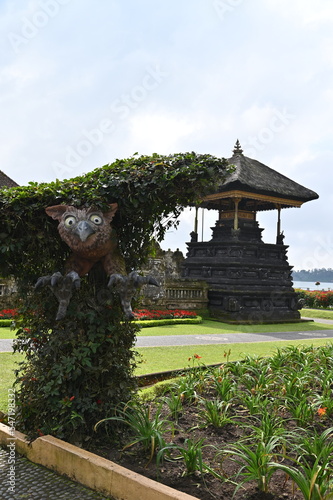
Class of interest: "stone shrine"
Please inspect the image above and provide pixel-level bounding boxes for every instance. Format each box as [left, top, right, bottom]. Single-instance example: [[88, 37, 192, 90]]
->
[[181, 141, 319, 323]]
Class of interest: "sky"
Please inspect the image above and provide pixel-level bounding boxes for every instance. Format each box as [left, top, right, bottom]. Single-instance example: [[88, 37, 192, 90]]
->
[[1, 0, 333, 271]]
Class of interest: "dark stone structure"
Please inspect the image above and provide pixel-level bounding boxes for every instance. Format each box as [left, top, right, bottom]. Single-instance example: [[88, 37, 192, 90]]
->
[[140, 246, 209, 311], [182, 141, 319, 323], [0, 171, 18, 306], [0, 171, 18, 188]]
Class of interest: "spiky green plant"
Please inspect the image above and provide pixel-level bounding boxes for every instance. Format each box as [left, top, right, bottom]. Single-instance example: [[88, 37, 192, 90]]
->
[[94, 400, 171, 463], [223, 436, 282, 494]]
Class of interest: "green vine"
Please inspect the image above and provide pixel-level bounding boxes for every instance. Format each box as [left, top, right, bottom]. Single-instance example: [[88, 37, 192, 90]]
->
[[0, 151, 231, 442]]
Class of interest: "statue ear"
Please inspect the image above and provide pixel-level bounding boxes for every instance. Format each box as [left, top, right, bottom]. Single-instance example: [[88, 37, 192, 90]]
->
[[45, 205, 71, 221], [103, 203, 118, 223]]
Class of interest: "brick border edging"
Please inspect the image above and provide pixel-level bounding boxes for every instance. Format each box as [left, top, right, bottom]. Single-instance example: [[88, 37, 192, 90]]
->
[[0, 423, 196, 500]]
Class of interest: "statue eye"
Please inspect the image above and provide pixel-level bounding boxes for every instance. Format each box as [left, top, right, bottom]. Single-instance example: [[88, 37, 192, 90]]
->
[[64, 216, 76, 227], [90, 214, 103, 225]]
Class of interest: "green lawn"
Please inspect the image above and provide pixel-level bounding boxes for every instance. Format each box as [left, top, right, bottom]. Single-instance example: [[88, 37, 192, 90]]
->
[[137, 319, 332, 336], [135, 338, 333, 375], [301, 308, 333, 320], [0, 353, 24, 413], [0, 327, 16, 340]]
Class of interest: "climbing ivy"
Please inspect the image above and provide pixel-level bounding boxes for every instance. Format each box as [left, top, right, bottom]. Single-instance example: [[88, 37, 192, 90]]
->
[[0, 151, 231, 442]]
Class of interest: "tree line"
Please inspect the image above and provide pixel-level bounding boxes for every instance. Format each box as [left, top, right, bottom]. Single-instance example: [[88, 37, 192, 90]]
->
[[292, 268, 333, 282]]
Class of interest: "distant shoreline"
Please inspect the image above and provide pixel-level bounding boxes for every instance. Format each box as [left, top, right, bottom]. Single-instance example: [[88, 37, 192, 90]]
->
[[293, 280, 333, 291]]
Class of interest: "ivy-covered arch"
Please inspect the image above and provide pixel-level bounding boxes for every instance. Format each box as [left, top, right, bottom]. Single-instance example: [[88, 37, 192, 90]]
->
[[0, 152, 230, 442]]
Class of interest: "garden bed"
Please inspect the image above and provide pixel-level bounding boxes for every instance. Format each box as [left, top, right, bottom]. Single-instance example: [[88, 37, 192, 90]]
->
[[90, 345, 333, 500]]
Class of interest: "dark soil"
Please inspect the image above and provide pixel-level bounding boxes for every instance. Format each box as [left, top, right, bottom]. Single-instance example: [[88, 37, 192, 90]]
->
[[88, 345, 333, 500], [89, 399, 322, 500]]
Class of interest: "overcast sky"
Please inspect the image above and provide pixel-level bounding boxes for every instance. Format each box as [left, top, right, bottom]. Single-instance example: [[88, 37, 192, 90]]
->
[[1, 0, 332, 271]]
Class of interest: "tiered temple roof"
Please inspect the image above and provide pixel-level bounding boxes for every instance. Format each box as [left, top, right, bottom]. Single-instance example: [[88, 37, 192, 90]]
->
[[202, 140, 319, 211]]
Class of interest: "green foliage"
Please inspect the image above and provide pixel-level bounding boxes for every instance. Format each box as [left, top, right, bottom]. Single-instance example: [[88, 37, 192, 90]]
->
[[297, 289, 333, 309], [95, 399, 171, 464], [157, 437, 208, 477], [198, 399, 235, 429], [0, 152, 230, 442], [0, 319, 14, 327], [0, 152, 230, 282], [134, 316, 202, 328], [271, 457, 333, 500], [223, 437, 283, 493], [13, 282, 139, 442]]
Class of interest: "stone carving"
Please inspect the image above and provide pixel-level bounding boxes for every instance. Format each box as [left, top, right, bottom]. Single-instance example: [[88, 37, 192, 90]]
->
[[35, 204, 158, 320]]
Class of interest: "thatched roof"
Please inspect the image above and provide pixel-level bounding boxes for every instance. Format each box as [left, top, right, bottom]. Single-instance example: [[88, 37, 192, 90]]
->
[[0, 171, 18, 188], [202, 141, 319, 211]]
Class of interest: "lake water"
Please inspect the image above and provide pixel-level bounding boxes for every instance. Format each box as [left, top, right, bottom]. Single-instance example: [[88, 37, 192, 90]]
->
[[293, 281, 333, 291]]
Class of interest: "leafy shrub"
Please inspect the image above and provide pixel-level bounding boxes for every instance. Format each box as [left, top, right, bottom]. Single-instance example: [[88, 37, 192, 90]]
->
[[296, 289, 333, 309]]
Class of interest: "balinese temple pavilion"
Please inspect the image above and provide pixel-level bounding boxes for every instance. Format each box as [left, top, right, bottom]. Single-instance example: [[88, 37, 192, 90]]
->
[[181, 141, 319, 323]]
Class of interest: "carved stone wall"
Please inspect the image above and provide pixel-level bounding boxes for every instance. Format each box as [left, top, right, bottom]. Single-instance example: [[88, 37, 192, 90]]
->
[[181, 217, 302, 323], [139, 248, 208, 310], [0, 277, 18, 309]]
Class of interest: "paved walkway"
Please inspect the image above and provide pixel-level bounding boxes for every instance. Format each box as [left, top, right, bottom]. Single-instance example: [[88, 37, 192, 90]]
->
[[135, 327, 333, 347], [1, 317, 333, 352], [0, 446, 112, 499]]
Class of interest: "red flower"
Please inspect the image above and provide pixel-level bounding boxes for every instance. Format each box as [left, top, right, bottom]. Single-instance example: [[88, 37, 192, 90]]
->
[[0, 308, 18, 319], [69, 396, 75, 401], [133, 308, 197, 321], [194, 354, 202, 359]]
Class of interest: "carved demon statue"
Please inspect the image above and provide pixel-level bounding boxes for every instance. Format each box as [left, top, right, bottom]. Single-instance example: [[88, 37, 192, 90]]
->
[[36, 204, 158, 320]]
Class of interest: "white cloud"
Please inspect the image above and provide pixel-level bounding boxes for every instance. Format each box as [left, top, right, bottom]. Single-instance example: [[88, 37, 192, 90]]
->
[[127, 112, 203, 153], [0, 0, 332, 269]]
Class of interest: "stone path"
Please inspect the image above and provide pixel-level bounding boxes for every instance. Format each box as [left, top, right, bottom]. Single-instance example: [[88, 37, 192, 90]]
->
[[1, 317, 333, 352], [0, 446, 112, 499], [135, 327, 333, 347]]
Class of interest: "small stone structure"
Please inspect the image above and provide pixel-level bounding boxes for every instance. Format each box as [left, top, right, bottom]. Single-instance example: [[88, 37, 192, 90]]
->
[[140, 246, 208, 311]]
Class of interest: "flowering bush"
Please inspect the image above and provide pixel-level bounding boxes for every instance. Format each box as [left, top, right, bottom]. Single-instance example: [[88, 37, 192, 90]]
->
[[296, 289, 333, 309], [0, 308, 18, 319], [133, 309, 197, 321]]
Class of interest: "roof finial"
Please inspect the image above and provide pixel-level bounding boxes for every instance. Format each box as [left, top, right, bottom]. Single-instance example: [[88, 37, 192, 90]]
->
[[233, 139, 243, 155]]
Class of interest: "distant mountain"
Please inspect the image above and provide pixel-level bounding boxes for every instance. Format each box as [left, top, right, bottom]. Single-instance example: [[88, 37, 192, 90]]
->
[[292, 268, 333, 282]]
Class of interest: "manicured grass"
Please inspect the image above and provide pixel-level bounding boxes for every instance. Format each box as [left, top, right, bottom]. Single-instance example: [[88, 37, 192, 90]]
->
[[0, 353, 24, 413], [135, 339, 333, 375], [137, 319, 332, 336], [0, 327, 16, 340], [1, 310, 333, 412], [2, 340, 332, 412], [301, 308, 333, 320]]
